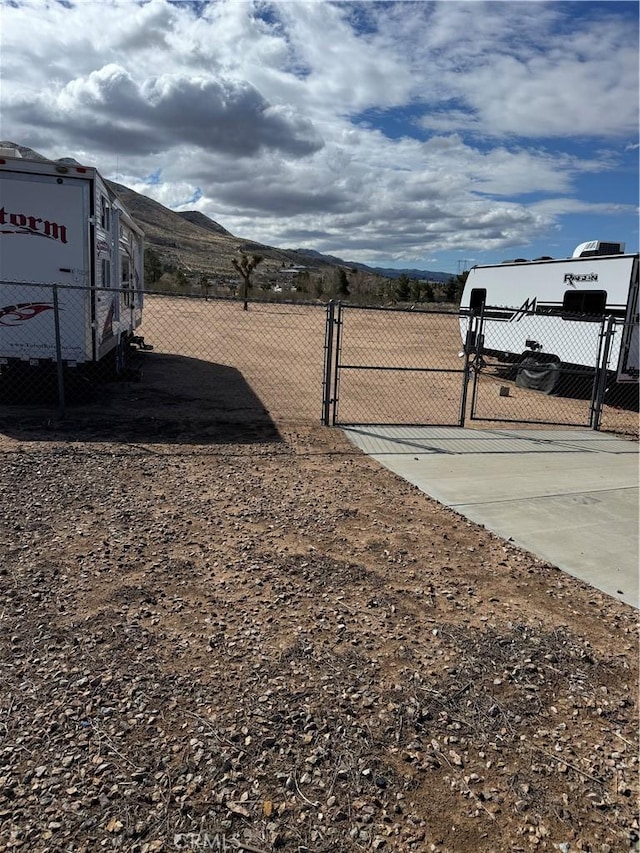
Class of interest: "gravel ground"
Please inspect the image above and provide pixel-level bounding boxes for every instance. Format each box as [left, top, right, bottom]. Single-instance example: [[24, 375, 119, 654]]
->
[[0, 417, 637, 853]]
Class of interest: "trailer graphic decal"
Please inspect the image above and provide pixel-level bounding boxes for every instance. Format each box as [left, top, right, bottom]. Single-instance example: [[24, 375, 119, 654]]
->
[[509, 298, 537, 321], [101, 299, 115, 342], [0, 302, 55, 326], [485, 298, 558, 323], [564, 272, 598, 287], [0, 207, 68, 244]]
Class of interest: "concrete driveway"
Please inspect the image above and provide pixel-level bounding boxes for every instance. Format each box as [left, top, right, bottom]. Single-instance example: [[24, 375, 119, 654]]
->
[[342, 426, 639, 608]]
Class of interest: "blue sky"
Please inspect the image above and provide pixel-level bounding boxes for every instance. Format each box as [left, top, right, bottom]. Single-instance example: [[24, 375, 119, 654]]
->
[[2, 0, 638, 273]]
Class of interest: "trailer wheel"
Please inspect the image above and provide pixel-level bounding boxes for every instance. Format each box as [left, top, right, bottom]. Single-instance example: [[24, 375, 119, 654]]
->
[[515, 352, 560, 394], [102, 335, 129, 379], [114, 336, 128, 376]]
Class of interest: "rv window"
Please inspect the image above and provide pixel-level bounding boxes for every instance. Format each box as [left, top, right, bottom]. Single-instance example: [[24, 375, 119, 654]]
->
[[562, 290, 607, 318], [100, 196, 110, 230], [101, 259, 111, 290], [469, 288, 487, 315], [121, 256, 134, 307]]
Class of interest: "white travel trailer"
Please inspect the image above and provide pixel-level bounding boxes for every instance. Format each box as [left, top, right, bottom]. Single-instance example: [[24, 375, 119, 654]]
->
[[459, 242, 639, 388], [0, 148, 145, 376]]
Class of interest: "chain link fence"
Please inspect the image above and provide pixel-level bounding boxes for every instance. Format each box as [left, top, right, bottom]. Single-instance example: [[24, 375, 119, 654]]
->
[[0, 282, 637, 439], [0, 282, 328, 441]]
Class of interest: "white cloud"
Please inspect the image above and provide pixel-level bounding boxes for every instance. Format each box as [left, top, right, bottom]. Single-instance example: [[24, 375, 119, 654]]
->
[[1, 0, 637, 264], [412, 2, 638, 139], [11, 60, 323, 157]]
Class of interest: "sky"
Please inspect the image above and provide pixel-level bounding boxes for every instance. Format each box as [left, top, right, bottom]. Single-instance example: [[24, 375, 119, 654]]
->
[[2, 0, 638, 274]]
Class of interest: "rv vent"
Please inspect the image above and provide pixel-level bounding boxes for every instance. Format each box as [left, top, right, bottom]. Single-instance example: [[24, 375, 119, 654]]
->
[[573, 241, 625, 258]]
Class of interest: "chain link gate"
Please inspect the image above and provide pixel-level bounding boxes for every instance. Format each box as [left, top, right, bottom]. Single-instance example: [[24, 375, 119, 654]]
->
[[320, 302, 638, 434], [322, 302, 474, 426], [466, 307, 636, 431]]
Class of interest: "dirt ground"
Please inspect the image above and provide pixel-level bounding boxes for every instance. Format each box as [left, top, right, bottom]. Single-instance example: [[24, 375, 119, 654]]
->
[[0, 296, 638, 853]]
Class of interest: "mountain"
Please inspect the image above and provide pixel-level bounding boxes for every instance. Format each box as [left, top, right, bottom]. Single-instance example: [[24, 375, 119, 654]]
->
[[1, 141, 453, 283], [107, 180, 334, 277], [368, 266, 452, 283], [108, 182, 454, 283], [289, 249, 452, 282], [177, 210, 232, 237]]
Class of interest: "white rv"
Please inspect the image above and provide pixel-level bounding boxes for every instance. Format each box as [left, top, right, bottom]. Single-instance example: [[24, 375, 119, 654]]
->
[[0, 149, 145, 376], [460, 242, 639, 387]]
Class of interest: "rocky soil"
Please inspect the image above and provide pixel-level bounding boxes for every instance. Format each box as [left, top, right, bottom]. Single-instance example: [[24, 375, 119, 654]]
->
[[0, 420, 638, 853]]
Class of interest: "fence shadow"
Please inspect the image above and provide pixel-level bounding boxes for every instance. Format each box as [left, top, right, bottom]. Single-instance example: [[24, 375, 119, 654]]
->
[[0, 350, 282, 445]]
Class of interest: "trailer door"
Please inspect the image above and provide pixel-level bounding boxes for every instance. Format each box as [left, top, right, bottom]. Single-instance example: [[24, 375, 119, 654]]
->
[[0, 171, 91, 362]]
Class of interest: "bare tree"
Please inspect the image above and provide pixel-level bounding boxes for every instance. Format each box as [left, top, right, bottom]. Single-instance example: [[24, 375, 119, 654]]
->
[[232, 254, 263, 310], [198, 273, 210, 301]]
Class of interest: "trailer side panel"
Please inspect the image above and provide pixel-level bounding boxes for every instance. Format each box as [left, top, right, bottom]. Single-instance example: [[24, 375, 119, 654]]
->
[[460, 254, 638, 369], [0, 171, 91, 362]]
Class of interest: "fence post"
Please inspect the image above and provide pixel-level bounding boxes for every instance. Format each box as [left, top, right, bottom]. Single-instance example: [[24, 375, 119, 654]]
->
[[466, 306, 485, 424], [330, 302, 344, 425], [457, 310, 477, 427], [592, 315, 615, 431], [322, 300, 335, 425], [52, 284, 66, 419]]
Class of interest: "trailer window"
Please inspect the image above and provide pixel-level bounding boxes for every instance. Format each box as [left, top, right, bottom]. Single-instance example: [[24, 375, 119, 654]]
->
[[469, 288, 486, 315], [121, 255, 133, 307], [562, 290, 607, 318], [101, 259, 111, 290], [100, 196, 110, 230]]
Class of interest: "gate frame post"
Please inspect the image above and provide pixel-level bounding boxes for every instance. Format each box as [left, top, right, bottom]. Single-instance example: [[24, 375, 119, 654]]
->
[[330, 301, 343, 425], [321, 300, 335, 425], [592, 315, 616, 431], [458, 309, 478, 427], [466, 305, 485, 424]]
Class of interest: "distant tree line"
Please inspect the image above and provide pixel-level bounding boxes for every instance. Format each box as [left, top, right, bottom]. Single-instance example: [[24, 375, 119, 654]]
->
[[144, 246, 468, 306], [393, 272, 467, 304]]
